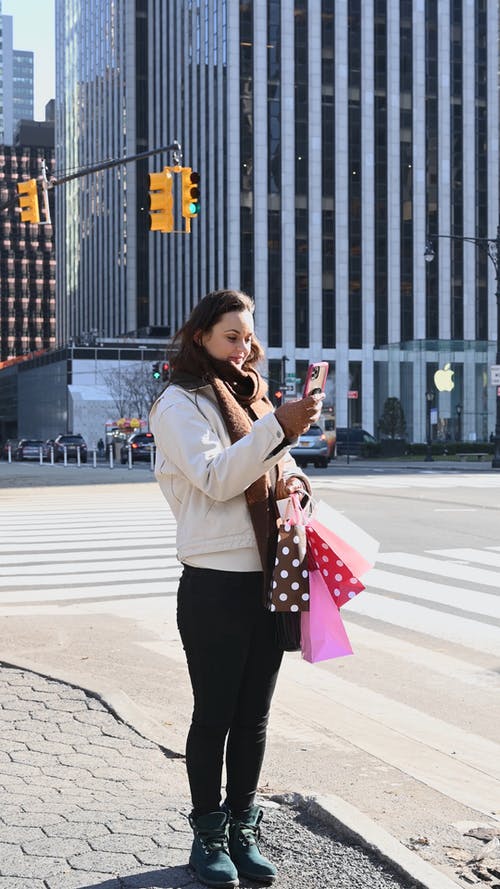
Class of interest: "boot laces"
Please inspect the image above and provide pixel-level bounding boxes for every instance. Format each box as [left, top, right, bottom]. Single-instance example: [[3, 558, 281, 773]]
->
[[198, 826, 229, 854], [236, 812, 262, 847]]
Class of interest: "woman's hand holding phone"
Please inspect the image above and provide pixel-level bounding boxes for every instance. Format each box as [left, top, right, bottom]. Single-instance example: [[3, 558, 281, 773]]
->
[[275, 392, 324, 439]]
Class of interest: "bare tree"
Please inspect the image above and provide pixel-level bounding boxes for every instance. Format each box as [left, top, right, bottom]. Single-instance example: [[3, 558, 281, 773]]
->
[[101, 364, 163, 419]]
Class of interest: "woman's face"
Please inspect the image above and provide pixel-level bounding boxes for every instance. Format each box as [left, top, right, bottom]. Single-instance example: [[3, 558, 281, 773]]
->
[[200, 310, 254, 369]]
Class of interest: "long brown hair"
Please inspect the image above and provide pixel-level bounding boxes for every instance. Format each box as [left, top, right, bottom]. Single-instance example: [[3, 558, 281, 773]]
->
[[172, 289, 265, 376]]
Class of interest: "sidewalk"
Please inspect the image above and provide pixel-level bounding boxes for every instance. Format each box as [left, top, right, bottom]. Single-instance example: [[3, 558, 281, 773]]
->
[[0, 664, 448, 889]]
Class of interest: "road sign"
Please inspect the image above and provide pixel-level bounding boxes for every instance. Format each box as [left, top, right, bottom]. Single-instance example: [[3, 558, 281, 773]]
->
[[490, 365, 500, 385], [348, 390, 358, 399]]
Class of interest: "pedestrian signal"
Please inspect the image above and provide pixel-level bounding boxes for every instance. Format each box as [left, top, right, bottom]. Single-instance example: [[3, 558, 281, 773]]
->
[[17, 179, 40, 224], [181, 168, 201, 219], [148, 168, 174, 232]]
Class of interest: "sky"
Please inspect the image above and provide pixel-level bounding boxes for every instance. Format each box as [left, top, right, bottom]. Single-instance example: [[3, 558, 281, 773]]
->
[[3, 0, 55, 120]]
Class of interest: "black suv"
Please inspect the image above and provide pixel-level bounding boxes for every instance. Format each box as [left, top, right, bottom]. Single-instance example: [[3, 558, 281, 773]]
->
[[335, 428, 376, 456], [120, 432, 155, 464], [53, 433, 88, 463]]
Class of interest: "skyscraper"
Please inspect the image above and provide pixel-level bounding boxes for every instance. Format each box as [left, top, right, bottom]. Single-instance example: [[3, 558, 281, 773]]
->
[[1, 14, 34, 145], [55, 2, 500, 442]]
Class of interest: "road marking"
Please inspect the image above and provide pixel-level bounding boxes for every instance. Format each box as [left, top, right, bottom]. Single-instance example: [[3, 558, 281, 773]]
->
[[429, 548, 500, 568], [348, 593, 500, 656], [374, 552, 500, 591], [434, 508, 477, 512]]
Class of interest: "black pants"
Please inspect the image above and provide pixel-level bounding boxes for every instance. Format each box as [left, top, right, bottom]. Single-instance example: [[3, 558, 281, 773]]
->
[[177, 564, 283, 817]]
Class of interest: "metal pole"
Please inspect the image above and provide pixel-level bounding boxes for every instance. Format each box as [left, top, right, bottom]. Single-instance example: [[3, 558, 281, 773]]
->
[[492, 224, 500, 468], [425, 393, 434, 462]]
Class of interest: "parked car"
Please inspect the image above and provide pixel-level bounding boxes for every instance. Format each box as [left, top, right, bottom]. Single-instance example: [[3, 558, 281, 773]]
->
[[120, 431, 155, 464], [53, 433, 88, 463], [290, 424, 329, 468], [1, 439, 19, 460], [15, 438, 44, 461], [335, 427, 376, 456]]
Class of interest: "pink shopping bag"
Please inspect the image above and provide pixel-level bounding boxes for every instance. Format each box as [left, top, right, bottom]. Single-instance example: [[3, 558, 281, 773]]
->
[[300, 569, 353, 663]]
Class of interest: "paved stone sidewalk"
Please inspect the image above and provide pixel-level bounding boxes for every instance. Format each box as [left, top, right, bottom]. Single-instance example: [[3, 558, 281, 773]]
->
[[0, 665, 417, 889]]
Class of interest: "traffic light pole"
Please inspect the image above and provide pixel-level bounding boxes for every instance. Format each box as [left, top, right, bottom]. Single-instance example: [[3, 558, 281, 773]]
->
[[1, 141, 182, 215], [47, 141, 182, 188]]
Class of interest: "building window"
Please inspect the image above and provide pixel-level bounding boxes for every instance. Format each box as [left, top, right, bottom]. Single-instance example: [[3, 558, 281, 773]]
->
[[400, 0, 413, 343], [348, 0, 362, 349], [268, 0, 281, 347], [374, 0, 388, 346], [322, 2, 335, 348], [295, 0, 309, 348], [240, 1, 254, 297]]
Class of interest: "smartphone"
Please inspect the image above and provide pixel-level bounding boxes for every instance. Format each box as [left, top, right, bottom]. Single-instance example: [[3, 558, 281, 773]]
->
[[303, 361, 329, 397]]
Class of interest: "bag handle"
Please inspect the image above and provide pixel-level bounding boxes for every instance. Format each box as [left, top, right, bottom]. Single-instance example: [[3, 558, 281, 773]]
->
[[284, 491, 312, 525]]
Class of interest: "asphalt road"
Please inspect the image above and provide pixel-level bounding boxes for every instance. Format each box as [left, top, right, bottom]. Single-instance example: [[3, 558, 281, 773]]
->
[[1, 459, 499, 886]]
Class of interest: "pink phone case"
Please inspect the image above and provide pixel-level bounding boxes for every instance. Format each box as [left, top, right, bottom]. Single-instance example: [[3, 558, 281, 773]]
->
[[303, 362, 329, 397]]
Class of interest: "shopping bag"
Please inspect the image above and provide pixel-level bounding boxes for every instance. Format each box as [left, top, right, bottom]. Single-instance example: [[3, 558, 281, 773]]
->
[[268, 494, 310, 613], [308, 499, 379, 580], [306, 525, 365, 608], [300, 569, 353, 663]]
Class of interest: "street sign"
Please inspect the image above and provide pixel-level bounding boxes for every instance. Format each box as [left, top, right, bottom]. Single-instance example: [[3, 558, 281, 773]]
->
[[490, 365, 500, 385], [348, 390, 358, 399]]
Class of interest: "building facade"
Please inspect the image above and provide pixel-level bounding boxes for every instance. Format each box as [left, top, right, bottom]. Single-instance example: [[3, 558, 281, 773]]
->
[[1, 14, 34, 145], [0, 144, 56, 362], [55, 1, 500, 443]]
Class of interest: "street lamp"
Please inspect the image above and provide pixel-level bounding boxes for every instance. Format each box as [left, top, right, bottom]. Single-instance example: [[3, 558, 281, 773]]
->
[[425, 226, 500, 468], [456, 403, 462, 443], [425, 391, 434, 462]]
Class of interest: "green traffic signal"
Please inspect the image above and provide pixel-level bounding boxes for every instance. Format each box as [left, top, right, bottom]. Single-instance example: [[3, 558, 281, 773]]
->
[[152, 362, 161, 380]]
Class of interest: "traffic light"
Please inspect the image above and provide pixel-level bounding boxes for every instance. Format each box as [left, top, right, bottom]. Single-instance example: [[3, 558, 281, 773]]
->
[[17, 179, 40, 224], [181, 168, 201, 219], [161, 361, 170, 382], [274, 390, 283, 402], [152, 362, 161, 380], [148, 168, 174, 232]]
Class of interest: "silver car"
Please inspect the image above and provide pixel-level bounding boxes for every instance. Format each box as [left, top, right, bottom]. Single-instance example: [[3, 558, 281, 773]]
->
[[290, 424, 329, 468]]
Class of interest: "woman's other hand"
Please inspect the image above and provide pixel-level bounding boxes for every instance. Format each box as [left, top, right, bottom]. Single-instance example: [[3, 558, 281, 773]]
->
[[275, 475, 307, 501]]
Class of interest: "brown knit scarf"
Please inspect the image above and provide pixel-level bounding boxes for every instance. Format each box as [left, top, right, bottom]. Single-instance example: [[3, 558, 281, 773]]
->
[[172, 355, 282, 595]]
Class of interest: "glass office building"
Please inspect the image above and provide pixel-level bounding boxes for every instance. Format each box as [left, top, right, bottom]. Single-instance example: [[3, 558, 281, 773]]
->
[[55, 1, 499, 442], [0, 15, 34, 144]]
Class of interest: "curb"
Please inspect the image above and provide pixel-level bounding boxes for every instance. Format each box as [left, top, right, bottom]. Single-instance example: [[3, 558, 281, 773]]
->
[[302, 793, 460, 889], [0, 655, 183, 758], [1, 656, 461, 889]]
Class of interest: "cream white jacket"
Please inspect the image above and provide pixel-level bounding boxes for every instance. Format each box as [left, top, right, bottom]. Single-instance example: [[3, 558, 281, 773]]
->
[[149, 381, 307, 570]]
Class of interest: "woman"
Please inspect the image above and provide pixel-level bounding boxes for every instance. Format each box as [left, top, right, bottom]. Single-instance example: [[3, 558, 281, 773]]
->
[[150, 289, 323, 888]]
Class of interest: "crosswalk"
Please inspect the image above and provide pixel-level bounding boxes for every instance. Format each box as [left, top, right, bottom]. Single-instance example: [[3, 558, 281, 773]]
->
[[317, 470, 500, 490], [1, 484, 499, 646], [1, 480, 499, 824]]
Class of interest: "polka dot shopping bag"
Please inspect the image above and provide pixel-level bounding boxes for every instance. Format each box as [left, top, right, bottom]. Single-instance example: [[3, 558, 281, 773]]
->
[[269, 494, 310, 613]]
